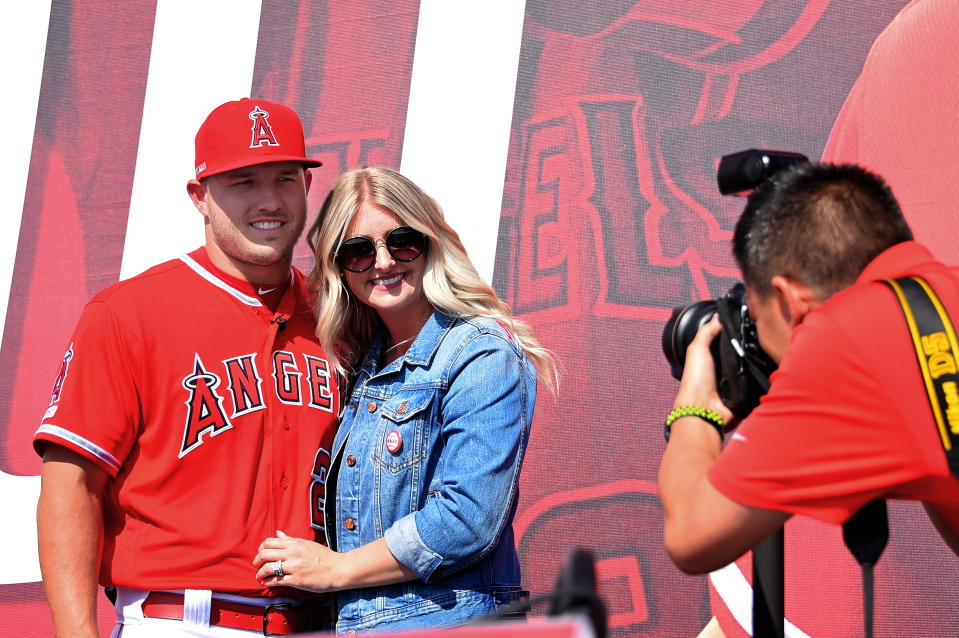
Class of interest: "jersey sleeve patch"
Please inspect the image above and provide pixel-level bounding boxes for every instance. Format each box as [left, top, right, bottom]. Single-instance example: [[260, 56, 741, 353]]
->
[[49, 343, 74, 404]]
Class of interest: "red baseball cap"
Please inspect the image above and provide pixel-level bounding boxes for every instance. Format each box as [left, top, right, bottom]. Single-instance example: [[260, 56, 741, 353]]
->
[[194, 98, 322, 179]]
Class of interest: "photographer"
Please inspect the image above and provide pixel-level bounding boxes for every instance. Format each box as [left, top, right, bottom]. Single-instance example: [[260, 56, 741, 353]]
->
[[658, 162, 959, 575]]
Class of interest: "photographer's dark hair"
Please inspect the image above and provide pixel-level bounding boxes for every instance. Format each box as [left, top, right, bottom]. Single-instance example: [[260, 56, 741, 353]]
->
[[733, 162, 913, 299]]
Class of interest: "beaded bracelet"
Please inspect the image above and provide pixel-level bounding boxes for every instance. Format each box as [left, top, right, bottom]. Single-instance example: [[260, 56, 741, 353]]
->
[[664, 406, 725, 442]]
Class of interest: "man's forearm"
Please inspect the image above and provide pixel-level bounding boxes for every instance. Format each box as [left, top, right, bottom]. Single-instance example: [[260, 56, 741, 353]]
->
[[658, 416, 791, 574], [37, 448, 108, 638], [658, 415, 728, 572]]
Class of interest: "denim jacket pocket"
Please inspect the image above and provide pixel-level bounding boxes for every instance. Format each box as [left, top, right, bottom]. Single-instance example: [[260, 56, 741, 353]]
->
[[372, 389, 436, 473]]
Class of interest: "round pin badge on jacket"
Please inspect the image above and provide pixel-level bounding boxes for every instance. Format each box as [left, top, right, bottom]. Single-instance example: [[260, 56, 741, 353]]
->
[[386, 429, 403, 453]]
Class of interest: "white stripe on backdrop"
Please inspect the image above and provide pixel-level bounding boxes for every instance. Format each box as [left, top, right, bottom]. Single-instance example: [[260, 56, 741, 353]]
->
[[120, 0, 264, 280], [0, 0, 524, 585], [400, 0, 526, 285]]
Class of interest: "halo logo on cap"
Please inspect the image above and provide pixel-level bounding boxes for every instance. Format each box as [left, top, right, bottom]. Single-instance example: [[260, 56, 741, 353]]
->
[[249, 106, 279, 148]]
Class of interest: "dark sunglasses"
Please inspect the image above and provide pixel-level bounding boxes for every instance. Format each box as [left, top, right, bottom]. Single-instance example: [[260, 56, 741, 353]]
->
[[336, 226, 428, 273]]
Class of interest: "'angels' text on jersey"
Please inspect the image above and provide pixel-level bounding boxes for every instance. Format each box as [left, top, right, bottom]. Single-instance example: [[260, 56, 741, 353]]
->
[[180, 351, 333, 457]]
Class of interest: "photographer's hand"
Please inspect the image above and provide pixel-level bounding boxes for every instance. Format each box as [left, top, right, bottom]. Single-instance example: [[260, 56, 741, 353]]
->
[[672, 315, 735, 427]]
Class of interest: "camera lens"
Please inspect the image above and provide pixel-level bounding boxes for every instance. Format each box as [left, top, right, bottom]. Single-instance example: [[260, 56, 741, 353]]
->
[[661, 300, 717, 381]]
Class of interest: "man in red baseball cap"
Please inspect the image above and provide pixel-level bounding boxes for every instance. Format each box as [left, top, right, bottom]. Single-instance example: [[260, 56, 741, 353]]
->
[[35, 98, 340, 637], [188, 98, 324, 285]]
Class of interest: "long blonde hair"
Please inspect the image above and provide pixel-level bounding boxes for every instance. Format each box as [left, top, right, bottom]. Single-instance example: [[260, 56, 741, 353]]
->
[[306, 166, 558, 393]]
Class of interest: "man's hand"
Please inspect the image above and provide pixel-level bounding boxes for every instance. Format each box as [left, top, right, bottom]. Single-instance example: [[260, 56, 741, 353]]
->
[[673, 315, 735, 427]]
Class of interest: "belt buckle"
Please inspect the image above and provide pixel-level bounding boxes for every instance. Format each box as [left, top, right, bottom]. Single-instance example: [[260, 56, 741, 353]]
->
[[263, 602, 292, 636]]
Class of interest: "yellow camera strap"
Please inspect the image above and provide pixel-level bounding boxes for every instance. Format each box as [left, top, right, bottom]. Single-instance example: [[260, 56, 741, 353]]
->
[[882, 276, 959, 479]]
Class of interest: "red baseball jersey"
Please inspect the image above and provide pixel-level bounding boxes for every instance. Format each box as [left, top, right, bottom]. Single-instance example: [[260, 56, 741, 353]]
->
[[34, 248, 339, 597]]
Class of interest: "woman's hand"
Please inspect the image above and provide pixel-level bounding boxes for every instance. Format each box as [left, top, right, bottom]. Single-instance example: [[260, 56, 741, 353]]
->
[[254, 531, 343, 593]]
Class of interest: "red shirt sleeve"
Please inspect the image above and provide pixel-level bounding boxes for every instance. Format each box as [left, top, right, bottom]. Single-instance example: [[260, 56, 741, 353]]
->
[[33, 298, 142, 476]]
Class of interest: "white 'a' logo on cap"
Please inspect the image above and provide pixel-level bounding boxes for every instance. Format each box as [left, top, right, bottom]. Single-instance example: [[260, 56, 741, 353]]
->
[[249, 106, 280, 148]]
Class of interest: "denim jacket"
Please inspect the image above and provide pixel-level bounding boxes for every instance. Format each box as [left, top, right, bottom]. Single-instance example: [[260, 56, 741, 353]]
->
[[324, 311, 536, 633]]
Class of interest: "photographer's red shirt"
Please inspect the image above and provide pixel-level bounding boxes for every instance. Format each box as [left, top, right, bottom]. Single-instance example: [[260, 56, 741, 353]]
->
[[709, 241, 959, 528]]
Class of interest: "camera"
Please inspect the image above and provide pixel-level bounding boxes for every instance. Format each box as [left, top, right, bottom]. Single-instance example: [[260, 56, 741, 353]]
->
[[662, 282, 776, 417], [661, 149, 807, 418]]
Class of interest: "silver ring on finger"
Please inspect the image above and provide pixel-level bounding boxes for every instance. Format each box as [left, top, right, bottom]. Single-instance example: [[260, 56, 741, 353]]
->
[[272, 559, 284, 579]]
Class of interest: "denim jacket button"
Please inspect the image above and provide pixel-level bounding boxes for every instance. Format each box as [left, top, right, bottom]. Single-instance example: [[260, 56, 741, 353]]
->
[[366, 401, 377, 413], [346, 455, 357, 467], [344, 518, 356, 531]]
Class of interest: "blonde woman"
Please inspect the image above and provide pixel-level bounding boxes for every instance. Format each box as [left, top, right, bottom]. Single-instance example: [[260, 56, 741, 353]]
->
[[253, 167, 557, 633]]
